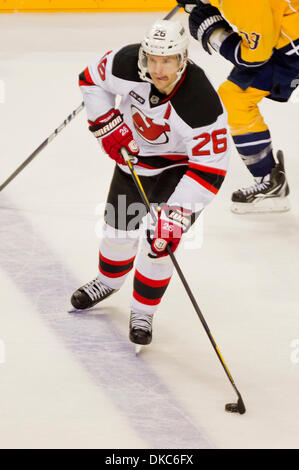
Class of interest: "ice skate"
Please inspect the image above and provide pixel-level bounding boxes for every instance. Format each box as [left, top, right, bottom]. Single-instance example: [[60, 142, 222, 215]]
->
[[231, 150, 290, 214], [129, 311, 153, 346], [71, 277, 116, 310]]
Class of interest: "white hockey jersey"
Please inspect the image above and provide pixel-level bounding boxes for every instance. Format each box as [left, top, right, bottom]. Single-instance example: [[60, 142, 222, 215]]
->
[[79, 44, 230, 210]]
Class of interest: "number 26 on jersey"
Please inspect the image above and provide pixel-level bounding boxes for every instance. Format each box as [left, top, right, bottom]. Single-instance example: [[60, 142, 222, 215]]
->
[[192, 129, 227, 156]]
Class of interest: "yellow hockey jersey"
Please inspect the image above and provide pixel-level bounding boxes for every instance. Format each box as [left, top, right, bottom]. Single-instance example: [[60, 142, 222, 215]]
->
[[210, 0, 299, 64]]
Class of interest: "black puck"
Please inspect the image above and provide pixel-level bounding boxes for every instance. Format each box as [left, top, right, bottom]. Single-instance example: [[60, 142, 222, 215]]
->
[[225, 403, 239, 413]]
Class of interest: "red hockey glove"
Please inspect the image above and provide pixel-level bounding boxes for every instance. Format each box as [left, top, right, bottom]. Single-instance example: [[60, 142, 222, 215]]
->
[[88, 109, 139, 164], [147, 205, 192, 258]]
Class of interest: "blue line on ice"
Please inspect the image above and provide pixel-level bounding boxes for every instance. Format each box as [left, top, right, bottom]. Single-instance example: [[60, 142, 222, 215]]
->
[[0, 199, 212, 449]]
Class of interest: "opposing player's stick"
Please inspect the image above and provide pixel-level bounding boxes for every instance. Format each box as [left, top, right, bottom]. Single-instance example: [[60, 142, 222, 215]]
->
[[120, 147, 246, 415], [0, 102, 85, 192], [164, 3, 182, 19]]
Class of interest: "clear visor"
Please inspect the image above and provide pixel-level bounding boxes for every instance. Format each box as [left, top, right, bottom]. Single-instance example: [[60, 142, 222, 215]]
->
[[139, 48, 186, 76], [144, 51, 184, 67]]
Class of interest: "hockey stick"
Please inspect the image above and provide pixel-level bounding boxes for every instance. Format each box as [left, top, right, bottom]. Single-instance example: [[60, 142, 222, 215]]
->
[[120, 147, 246, 415], [164, 3, 182, 19], [0, 102, 85, 192]]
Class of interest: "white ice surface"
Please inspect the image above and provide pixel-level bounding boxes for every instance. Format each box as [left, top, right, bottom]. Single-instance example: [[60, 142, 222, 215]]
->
[[0, 12, 299, 449]]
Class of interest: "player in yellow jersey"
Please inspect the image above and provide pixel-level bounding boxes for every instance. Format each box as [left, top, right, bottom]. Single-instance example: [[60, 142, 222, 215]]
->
[[178, 0, 299, 213]]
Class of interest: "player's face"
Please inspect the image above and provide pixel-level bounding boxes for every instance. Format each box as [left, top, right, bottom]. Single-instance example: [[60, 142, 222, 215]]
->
[[147, 54, 181, 94]]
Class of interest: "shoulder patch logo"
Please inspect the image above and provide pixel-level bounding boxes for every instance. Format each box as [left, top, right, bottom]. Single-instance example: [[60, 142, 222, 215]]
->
[[129, 90, 145, 104]]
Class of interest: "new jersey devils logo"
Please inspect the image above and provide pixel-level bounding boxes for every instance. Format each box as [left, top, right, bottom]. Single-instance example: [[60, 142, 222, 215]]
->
[[131, 104, 171, 145]]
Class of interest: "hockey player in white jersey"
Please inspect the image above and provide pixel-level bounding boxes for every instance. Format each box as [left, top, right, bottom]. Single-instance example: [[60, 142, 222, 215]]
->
[[71, 19, 230, 346]]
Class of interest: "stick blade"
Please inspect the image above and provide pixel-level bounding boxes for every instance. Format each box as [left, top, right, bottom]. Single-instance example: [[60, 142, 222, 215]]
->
[[225, 397, 246, 415], [237, 397, 246, 414]]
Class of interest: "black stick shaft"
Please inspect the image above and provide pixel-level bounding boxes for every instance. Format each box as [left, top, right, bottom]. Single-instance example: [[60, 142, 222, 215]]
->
[[164, 4, 182, 20], [0, 102, 85, 192]]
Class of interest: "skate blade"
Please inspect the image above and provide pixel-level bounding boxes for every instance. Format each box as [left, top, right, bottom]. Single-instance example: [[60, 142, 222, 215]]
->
[[68, 308, 86, 314], [135, 345, 143, 355], [231, 197, 291, 214]]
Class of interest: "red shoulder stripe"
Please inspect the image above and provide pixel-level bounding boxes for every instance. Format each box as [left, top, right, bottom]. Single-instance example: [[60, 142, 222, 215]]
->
[[79, 67, 95, 87]]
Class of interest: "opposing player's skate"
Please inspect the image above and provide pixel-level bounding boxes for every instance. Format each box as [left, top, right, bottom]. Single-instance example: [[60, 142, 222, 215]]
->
[[231, 150, 290, 214], [71, 277, 116, 310], [129, 311, 153, 345]]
